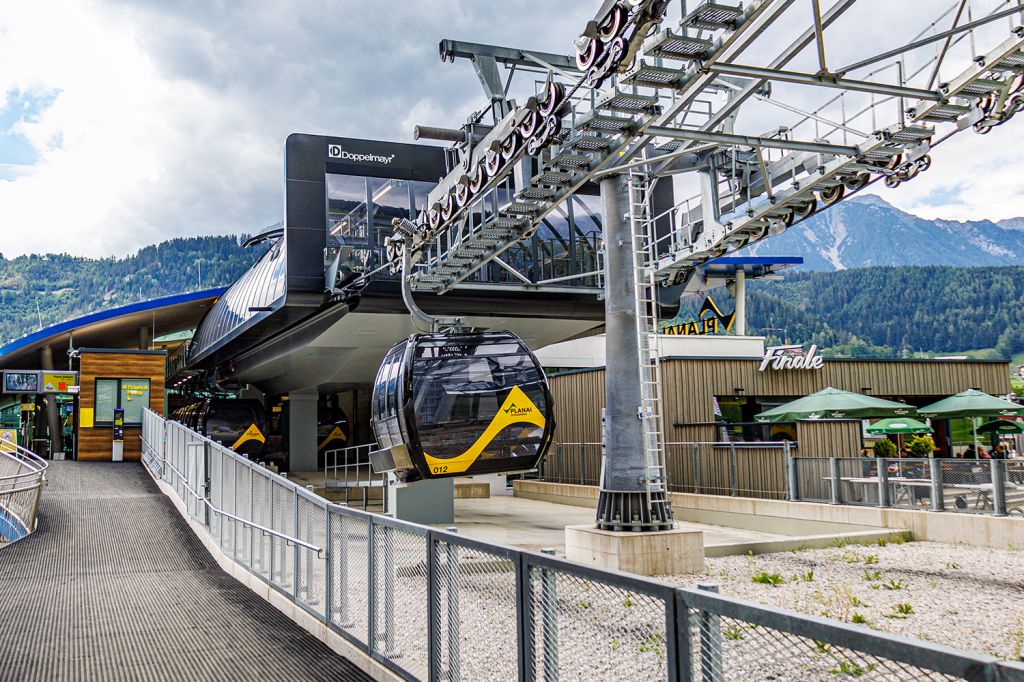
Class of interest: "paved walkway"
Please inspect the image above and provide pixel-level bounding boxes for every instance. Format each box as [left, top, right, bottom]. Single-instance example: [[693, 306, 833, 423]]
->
[[0, 462, 370, 681]]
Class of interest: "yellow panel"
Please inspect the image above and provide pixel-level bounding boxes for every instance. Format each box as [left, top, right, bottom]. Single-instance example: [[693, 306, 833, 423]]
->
[[80, 407, 94, 428]]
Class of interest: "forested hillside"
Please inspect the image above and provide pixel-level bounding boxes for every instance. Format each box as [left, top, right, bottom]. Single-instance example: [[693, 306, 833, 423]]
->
[[0, 236, 264, 345], [748, 266, 1024, 359]]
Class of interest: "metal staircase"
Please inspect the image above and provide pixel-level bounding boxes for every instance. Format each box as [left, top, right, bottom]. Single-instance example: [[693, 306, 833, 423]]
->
[[627, 172, 673, 528]]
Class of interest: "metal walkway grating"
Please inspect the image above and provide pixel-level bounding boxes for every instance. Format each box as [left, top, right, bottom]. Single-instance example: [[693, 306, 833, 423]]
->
[[0, 461, 370, 682]]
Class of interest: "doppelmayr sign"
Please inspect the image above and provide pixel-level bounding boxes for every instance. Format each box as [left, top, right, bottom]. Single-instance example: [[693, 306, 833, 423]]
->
[[327, 144, 395, 165], [759, 344, 825, 372]]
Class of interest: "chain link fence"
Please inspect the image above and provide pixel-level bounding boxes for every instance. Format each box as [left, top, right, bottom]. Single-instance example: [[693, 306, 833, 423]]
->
[[142, 409, 1024, 681]]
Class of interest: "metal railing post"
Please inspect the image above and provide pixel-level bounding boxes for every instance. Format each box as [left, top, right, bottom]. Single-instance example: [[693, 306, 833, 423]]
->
[[293, 488, 301, 598], [992, 459, 1007, 517], [693, 444, 701, 495], [325, 507, 334, 623], [446, 527, 461, 682], [929, 458, 944, 512], [427, 531, 441, 682], [728, 443, 738, 496], [697, 583, 722, 682], [540, 548, 559, 682], [517, 554, 533, 682], [338, 510, 352, 627], [578, 443, 585, 486], [383, 523, 398, 657], [829, 458, 841, 504], [786, 444, 799, 501], [877, 458, 890, 508], [367, 516, 377, 653]]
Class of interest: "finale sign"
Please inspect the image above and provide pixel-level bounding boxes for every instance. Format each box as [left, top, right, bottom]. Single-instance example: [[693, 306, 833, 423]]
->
[[759, 344, 825, 372], [659, 295, 736, 336]]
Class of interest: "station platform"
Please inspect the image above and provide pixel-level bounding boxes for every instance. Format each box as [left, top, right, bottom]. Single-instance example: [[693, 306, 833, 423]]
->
[[0, 462, 370, 681]]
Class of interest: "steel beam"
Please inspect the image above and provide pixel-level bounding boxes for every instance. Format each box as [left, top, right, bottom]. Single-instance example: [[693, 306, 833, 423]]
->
[[438, 39, 580, 72], [707, 63, 944, 101], [646, 126, 860, 155], [837, 3, 1024, 75]]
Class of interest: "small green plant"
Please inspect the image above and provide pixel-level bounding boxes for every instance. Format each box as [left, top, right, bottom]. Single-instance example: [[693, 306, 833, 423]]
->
[[875, 538, 887, 547], [723, 625, 745, 641], [815, 641, 833, 655], [829, 660, 876, 677], [579, 600, 591, 609], [623, 597, 636, 608], [945, 561, 960, 570], [638, 633, 666, 659], [890, 534, 907, 545], [863, 554, 878, 565], [884, 603, 914, 619], [802, 570, 815, 582], [907, 435, 935, 459], [611, 638, 621, 652], [833, 538, 850, 549], [752, 571, 786, 586], [1010, 625, 1024, 659], [869, 584, 881, 590], [881, 578, 907, 591], [862, 569, 882, 582], [849, 595, 866, 608], [873, 439, 897, 459], [851, 612, 868, 625]]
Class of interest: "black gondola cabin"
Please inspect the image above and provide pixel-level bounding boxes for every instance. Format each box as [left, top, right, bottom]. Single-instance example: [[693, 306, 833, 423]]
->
[[371, 332, 553, 481]]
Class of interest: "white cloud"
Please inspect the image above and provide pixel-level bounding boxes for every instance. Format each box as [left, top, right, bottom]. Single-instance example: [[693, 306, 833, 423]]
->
[[0, 0, 1021, 258]]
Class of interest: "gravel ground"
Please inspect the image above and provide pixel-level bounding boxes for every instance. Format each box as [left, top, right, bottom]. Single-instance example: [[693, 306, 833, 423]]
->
[[665, 539, 1024, 662]]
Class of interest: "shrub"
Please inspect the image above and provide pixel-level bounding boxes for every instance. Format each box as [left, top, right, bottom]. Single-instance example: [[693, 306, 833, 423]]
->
[[872, 439, 897, 458], [907, 435, 935, 459]]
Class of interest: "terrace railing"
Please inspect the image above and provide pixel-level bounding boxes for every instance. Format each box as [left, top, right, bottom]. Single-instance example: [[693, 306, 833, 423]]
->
[[0, 441, 47, 544]]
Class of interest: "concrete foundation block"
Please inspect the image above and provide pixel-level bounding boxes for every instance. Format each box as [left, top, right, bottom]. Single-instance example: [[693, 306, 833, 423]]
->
[[565, 524, 704, 576], [454, 482, 490, 499]]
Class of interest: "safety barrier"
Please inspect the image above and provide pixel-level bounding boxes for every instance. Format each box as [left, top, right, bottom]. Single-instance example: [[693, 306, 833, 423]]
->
[[324, 443, 389, 511], [791, 456, 1024, 516], [141, 410, 1024, 681], [541, 441, 792, 500], [0, 441, 47, 544]]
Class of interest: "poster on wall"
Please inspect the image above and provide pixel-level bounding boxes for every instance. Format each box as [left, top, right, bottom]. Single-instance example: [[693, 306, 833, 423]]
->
[[3, 371, 39, 394], [41, 372, 78, 393], [0, 429, 16, 452]]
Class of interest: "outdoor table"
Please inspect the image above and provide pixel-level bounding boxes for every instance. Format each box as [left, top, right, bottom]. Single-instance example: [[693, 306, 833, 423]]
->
[[835, 476, 997, 508]]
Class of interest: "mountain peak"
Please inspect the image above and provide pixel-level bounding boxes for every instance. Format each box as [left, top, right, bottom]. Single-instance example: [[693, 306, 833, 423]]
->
[[847, 193, 894, 209]]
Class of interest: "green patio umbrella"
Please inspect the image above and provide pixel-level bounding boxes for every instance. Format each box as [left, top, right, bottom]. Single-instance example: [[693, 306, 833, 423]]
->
[[755, 387, 918, 423], [918, 389, 1024, 419], [866, 417, 933, 435], [919, 390, 1024, 454], [976, 419, 1024, 434]]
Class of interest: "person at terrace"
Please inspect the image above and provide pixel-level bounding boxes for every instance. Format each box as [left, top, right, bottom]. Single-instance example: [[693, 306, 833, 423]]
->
[[962, 444, 977, 459]]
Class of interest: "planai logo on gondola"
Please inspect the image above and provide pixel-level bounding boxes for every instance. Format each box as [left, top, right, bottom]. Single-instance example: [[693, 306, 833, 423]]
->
[[502, 402, 534, 417]]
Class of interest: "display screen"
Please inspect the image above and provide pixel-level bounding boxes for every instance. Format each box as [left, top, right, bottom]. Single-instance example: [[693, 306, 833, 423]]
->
[[4, 372, 39, 394]]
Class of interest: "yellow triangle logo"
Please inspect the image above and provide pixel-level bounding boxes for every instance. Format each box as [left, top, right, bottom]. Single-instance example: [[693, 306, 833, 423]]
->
[[318, 425, 348, 452], [231, 423, 265, 450], [423, 385, 546, 475]]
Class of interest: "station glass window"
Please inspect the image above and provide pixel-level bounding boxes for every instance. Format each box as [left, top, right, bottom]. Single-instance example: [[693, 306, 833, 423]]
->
[[713, 395, 796, 443], [94, 378, 150, 426]]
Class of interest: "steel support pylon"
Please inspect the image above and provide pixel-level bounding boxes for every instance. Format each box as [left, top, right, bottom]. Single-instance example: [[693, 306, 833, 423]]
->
[[595, 174, 673, 532]]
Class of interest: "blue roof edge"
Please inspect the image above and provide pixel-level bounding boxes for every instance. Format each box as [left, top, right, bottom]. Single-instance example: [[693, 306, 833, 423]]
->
[[0, 287, 226, 360]]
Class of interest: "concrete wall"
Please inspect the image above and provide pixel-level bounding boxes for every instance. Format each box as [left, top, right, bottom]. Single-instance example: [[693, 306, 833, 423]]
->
[[514, 480, 1024, 550]]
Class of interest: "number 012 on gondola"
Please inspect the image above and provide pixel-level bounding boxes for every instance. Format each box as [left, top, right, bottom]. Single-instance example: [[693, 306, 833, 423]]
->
[[370, 331, 554, 481]]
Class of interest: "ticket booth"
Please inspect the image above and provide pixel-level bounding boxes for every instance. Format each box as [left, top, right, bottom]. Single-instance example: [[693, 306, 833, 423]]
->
[[76, 349, 165, 461]]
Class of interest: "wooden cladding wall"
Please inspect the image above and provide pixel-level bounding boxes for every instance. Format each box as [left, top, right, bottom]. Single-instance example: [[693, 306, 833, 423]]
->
[[549, 358, 1010, 446], [78, 351, 165, 462], [544, 357, 1010, 498]]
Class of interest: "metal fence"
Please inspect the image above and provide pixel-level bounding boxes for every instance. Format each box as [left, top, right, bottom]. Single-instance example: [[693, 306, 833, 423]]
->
[[540, 442, 792, 500], [325, 443, 389, 511], [0, 441, 47, 544], [140, 410, 1024, 681], [791, 456, 1024, 516]]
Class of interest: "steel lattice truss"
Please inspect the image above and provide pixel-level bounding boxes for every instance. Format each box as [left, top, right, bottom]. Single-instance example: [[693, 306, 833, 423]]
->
[[383, 0, 1024, 294]]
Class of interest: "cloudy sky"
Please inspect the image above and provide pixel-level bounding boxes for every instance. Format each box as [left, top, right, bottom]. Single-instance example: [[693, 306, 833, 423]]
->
[[1, 0, 1022, 258]]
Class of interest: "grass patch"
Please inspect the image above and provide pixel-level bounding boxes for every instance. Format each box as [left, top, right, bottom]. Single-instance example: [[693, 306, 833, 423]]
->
[[723, 625, 745, 641], [851, 612, 868, 625], [829, 660, 877, 677], [752, 571, 786, 587], [884, 603, 914, 619], [881, 578, 907, 591], [862, 570, 882, 582], [863, 554, 878, 565]]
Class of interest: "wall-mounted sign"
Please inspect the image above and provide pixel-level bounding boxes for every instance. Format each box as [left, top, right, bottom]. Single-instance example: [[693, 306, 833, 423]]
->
[[0, 429, 16, 451], [759, 344, 825, 372], [42, 372, 78, 394], [659, 295, 736, 336]]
